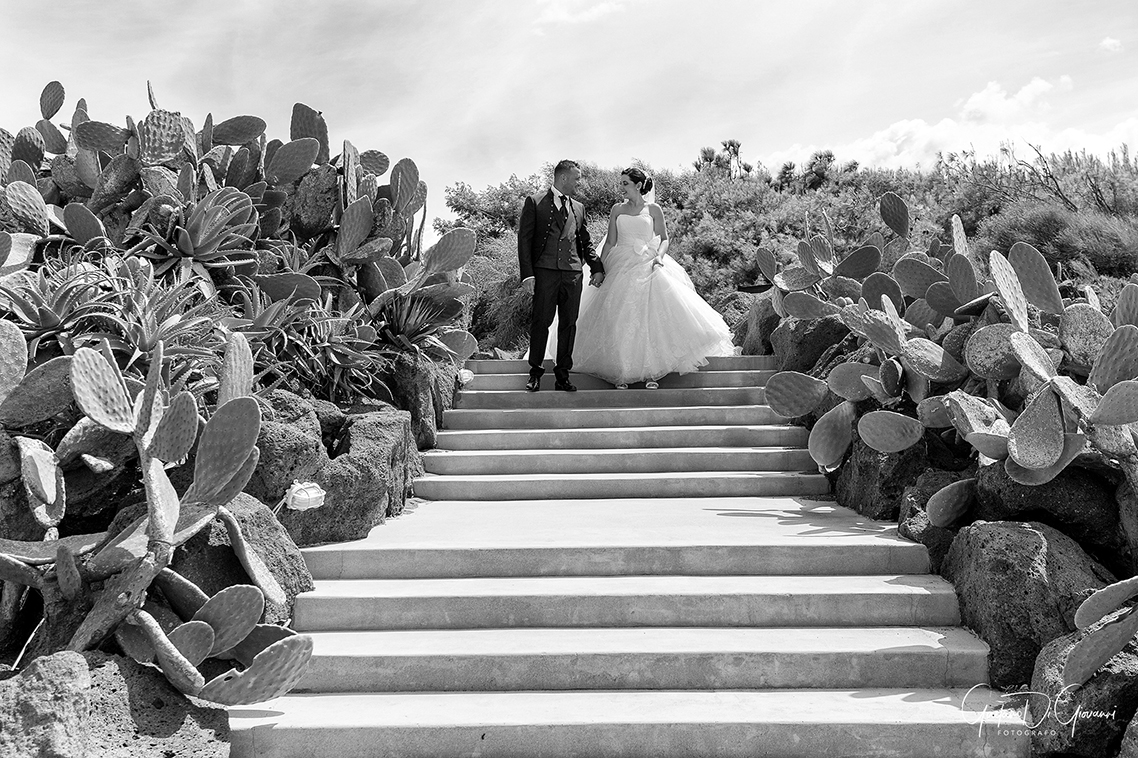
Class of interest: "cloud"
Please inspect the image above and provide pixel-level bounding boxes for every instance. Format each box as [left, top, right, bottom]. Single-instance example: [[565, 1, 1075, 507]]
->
[[958, 77, 1058, 123], [761, 76, 1138, 173], [1100, 37, 1124, 52]]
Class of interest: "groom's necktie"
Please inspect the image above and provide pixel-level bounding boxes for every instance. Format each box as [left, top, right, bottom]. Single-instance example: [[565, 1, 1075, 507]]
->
[[559, 197, 573, 239]]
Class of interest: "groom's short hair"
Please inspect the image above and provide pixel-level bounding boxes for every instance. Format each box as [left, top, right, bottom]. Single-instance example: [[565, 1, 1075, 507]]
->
[[553, 160, 579, 179]]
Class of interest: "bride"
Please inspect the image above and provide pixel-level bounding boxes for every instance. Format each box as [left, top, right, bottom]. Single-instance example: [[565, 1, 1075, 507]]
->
[[560, 167, 736, 389]]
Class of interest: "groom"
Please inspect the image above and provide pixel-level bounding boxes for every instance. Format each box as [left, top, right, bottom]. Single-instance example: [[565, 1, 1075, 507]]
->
[[518, 159, 605, 392]]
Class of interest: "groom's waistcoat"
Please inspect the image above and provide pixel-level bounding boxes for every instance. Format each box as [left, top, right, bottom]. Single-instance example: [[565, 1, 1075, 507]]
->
[[518, 189, 602, 281], [534, 194, 581, 272]]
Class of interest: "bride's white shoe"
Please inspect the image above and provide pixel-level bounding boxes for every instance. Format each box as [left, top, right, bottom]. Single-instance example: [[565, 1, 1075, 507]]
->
[[645, 381, 659, 390], [615, 383, 628, 390]]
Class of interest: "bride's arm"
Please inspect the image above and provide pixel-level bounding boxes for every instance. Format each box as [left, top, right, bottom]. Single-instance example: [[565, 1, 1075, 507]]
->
[[649, 204, 669, 267], [600, 205, 620, 258]]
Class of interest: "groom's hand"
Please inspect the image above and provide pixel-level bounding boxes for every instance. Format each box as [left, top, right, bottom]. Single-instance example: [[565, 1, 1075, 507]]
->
[[589, 272, 605, 288], [521, 276, 535, 295]]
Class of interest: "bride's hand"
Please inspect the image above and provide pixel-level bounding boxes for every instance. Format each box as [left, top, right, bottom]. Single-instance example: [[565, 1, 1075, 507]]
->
[[651, 256, 664, 268]]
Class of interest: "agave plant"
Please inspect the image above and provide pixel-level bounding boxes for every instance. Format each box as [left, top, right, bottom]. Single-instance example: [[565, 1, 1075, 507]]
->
[[0, 261, 118, 357], [125, 187, 259, 293]]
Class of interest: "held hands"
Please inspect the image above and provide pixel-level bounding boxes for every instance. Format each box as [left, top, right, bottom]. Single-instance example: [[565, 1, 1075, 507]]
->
[[589, 272, 605, 288], [651, 256, 664, 269], [521, 277, 535, 295]]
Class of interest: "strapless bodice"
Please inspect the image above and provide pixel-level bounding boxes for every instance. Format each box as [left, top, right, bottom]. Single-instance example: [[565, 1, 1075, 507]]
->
[[615, 207, 655, 246]]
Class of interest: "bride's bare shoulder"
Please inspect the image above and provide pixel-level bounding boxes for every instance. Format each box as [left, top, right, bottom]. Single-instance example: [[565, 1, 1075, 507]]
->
[[609, 202, 626, 216]]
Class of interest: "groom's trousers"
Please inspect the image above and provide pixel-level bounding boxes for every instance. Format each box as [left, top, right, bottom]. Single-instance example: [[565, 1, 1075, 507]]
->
[[529, 267, 583, 383]]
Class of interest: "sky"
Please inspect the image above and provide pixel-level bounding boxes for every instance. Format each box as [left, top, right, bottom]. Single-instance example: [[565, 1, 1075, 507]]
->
[[1, 0, 1135, 237]]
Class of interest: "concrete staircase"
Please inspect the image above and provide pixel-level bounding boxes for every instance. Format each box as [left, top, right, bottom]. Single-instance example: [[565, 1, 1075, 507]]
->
[[229, 355, 1028, 757]]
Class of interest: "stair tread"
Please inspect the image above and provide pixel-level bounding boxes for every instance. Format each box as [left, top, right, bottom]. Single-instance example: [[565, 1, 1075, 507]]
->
[[438, 424, 800, 436], [304, 626, 987, 656], [303, 498, 912, 552], [305, 573, 954, 598], [416, 471, 821, 482], [229, 687, 1026, 727]]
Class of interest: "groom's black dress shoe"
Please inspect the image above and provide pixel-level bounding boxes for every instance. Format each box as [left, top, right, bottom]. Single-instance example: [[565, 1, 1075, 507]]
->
[[525, 377, 541, 392], [554, 379, 577, 392]]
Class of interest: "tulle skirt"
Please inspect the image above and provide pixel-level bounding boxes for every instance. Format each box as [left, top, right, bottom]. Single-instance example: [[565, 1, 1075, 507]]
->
[[542, 241, 736, 385]]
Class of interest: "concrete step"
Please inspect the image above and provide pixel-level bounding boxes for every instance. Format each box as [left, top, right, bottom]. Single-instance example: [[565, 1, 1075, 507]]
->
[[466, 355, 779, 373], [466, 370, 774, 391], [455, 386, 766, 409], [228, 688, 1029, 758], [422, 447, 815, 475], [296, 626, 989, 692], [413, 470, 828, 500], [293, 574, 961, 631], [301, 498, 932, 580], [443, 404, 786, 429], [435, 424, 807, 450]]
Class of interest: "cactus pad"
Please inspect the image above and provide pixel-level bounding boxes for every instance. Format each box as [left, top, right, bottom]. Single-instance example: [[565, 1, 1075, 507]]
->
[[289, 103, 329, 164], [917, 396, 953, 428], [1061, 304, 1114, 374], [338, 196, 374, 257], [218, 506, 287, 608], [0, 354, 74, 429], [70, 347, 134, 433], [74, 120, 129, 153], [168, 620, 216, 667], [833, 245, 880, 280], [0, 320, 28, 408], [807, 235, 834, 275], [197, 634, 313, 705], [359, 149, 390, 177], [1076, 577, 1138, 630], [827, 363, 878, 401], [252, 272, 321, 304], [1009, 332, 1057, 383], [946, 253, 980, 304], [1089, 325, 1138, 393], [879, 358, 904, 396], [964, 323, 1022, 380], [879, 191, 909, 238], [1063, 607, 1138, 688], [63, 202, 105, 245], [903, 299, 941, 331], [924, 281, 961, 317], [989, 251, 1029, 332], [114, 623, 156, 665], [36, 119, 67, 155], [423, 228, 477, 277], [1112, 284, 1138, 328], [14, 436, 64, 527], [231, 624, 298, 668], [4, 181, 48, 235], [892, 257, 947, 300], [193, 584, 265, 656], [901, 338, 969, 382], [1008, 389, 1064, 470], [755, 247, 777, 283], [183, 397, 261, 505], [926, 478, 976, 528], [12, 128, 44, 170], [148, 391, 199, 462], [764, 371, 828, 418], [439, 330, 479, 362], [1009, 242, 1063, 315], [860, 272, 904, 314], [861, 309, 907, 354], [857, 411, 924, 453], [1089, 381, 1138, 426], [808, 400, 857, 468], [137, 109, 185, 166], [39, 81, 65, 120], [773, 266, 821, 292], [944, 389, 1004, 437], [210, 115, 267, 146], [154, 568, 210, 621], [782, 292, 841, 319], [218, 333, 254, 407], [964, 431, 1010, 460], [130, 609, 206, 696], [266, 138, 319, 185]]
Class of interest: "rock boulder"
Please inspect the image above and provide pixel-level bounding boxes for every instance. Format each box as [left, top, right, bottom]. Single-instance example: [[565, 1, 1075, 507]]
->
[[942, 520, 1115, 688], [834, 435, 929, 521]]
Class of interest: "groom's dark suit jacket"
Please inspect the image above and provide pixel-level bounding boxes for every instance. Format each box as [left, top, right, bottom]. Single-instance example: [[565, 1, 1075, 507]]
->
[[517, 190, 604, 280]]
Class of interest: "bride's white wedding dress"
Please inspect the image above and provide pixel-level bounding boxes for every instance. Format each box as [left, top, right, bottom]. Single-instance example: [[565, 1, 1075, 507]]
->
[[555, 205, 736, 385]]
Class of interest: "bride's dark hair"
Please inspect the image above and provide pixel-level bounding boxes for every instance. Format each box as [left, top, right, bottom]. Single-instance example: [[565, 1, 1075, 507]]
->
[[621, 167, 653, 195]]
